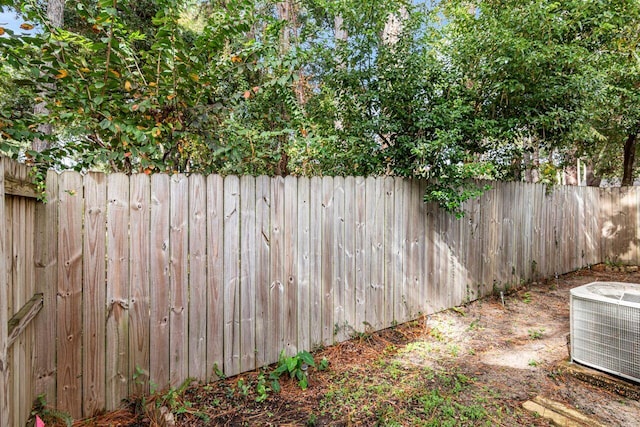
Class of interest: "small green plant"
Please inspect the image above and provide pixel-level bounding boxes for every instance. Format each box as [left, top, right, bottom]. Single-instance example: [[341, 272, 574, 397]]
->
[[255, 372, 271, 403], [270, 349, 317, 390], [212, 363, 226, 379], [133, 365, 147, 385], [318, 357, 329, 371], [468, 319, 481, 331], [307, 412, 318, 426], [528, 359, 538, 367], [522, 292, 531, 304], [528, 328, 545, 340], [449, 344, 460, 357], [236, 378, 251, 397]]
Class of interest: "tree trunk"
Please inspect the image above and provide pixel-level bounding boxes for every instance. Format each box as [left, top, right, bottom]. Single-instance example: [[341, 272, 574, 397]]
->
[[585, 161, 601, 187], [622, 131, 638, 186], [382, 7, 408, 46], [333, 14, 347, 131], [32, 0, 66, 152], [523, 144, 540, 183]]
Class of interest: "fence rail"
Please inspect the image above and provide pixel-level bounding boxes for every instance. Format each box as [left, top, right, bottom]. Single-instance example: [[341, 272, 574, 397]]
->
[[2, 157, 638, 425]]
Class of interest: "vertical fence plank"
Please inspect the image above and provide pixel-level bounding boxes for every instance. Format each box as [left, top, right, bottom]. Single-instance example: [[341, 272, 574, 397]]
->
[[383, 177, 394, 327], [5, 190, 13, 427], [367, 177, 384, 329], [297, 177, 310, 351], [82, 172, 107, 416], [321, 177, 334, 344], [207, 175, 224, 377], [33, 169, 58, 404], [392, 178, 405, 323], [150, 174, 170, 388], [188, 175, 208, 378], [106, 173, 129, 408], [354, 177, 366, 332], [309, 178, 322, 349], [12, 164, 28, 424], [240, 176, 256, 369], [343, 177, 356, 337], [169, 174, 189, 386], [269, 176, 284, 362], [406, 180, 422, 315], [0, 159, 7, 427], [412, 180, 426, 316], [57, 172, 83, 418], [224, 176, 241, 376], [23, 170, 35, 425], [284, 176, 298, 354], [333, 177, 346, 342], [189, 175, 207, 380], [254, 176, 271, 367], [129, 174, 150, 396]]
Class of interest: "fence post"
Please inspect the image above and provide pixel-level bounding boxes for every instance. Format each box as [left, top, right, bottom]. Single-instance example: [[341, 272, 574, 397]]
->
[[0, 159, 9, 427]]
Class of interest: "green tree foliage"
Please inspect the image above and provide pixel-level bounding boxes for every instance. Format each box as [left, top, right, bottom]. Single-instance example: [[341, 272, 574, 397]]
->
[[1, 0, 639, 214], [443, 0, 640, 184]]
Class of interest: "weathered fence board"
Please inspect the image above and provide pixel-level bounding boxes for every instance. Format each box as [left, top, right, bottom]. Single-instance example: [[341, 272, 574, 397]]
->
[[0, 159, 7, 427], [321, 177, 334, 344], [333, 177, 346, 342], [149, 174, 171, 388], [6, 157, 636, 425], [254, 176, 270, 368], [106, 173, 130, 409], [83, 172, 107, 416], [240, 176, 256, 371], [188, 174, 207, 380], [130, 174, 151, 395], [284, 176, 298, 355], [55, 172, 83, 418], [207, 174, 224, 378], [224, 176, 241, 376]]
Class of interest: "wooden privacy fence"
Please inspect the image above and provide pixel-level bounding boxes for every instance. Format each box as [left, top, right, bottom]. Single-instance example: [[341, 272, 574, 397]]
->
[[2, 157, 639, 425]]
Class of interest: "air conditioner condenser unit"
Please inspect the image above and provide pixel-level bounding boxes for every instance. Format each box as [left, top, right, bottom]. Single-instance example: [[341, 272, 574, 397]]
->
[[570, 282, 640, 383]]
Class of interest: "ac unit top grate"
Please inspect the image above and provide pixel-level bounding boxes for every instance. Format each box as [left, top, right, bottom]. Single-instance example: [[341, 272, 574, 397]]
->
[[571, 282, 640, 308]]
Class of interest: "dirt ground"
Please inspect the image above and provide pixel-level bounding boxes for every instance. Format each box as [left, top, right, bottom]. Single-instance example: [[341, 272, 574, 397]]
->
[[51, 266, 640, 426]]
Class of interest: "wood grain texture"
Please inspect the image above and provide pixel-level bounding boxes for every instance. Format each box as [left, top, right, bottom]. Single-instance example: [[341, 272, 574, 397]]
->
[[354, 177, 366, 332], [149, 174, 170, 388], [343, 177, 356, 338], [56, 171, 84, 418], [82, 172, 107, 416], [254, 176, 271, 367], [105, 173, 130, 409], [392, 178, 405, 323], [308, 177, 322, 349], [296, 177, 310, 351], [188, 175, 207, 379], [383, 177, 395, 327], [283, 176, 298, 355], [240, 176, 256, 369], [321, 177, 334, 344], [129, 174, 151, 396], [269, 177, 284, 363], [206, 175, 224, 378], [332, 177, 346, 342], [169, 175, 189, 386], [224, 176, 241, 376], [0, 158, 7, 427], [33, 170, 58, 401]]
